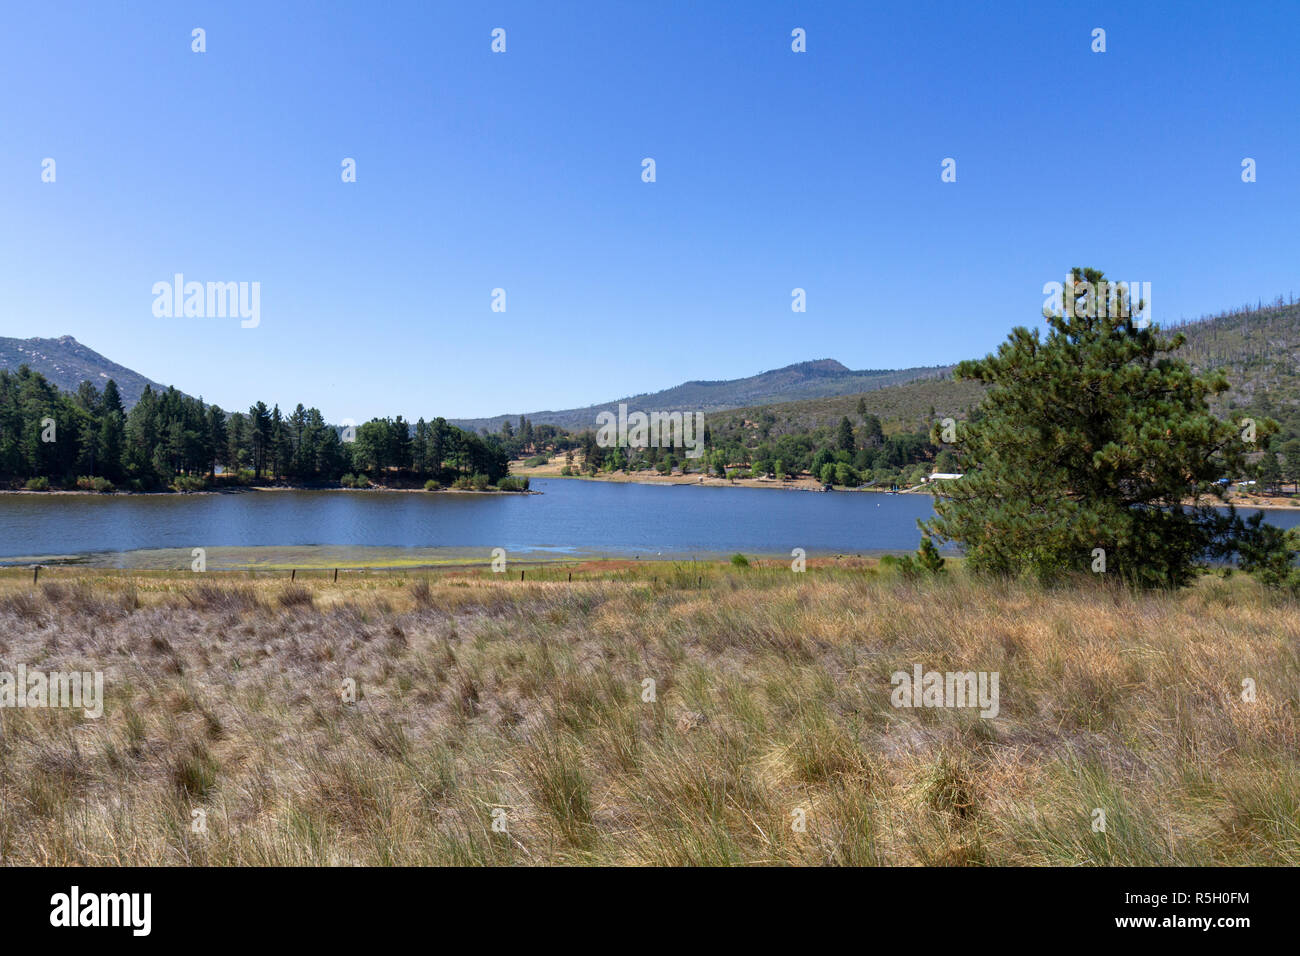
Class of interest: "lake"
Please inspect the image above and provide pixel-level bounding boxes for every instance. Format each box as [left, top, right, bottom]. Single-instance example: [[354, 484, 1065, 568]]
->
[[1, 478, 1297, 569]]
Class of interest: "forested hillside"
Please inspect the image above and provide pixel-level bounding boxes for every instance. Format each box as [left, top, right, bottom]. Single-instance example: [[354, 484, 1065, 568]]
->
[[1174, 297, 1300, 437]]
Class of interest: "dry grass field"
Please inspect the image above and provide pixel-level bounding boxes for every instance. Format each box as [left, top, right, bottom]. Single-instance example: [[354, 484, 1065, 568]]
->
[[0, 561, 1296, 865]]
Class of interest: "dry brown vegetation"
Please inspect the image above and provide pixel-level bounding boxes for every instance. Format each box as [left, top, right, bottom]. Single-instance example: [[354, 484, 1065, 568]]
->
[[0, 563, 1296, 865]]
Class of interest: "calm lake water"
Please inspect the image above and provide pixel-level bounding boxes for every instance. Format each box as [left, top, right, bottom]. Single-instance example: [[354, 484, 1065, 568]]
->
[[1, 478, 1297, 568]]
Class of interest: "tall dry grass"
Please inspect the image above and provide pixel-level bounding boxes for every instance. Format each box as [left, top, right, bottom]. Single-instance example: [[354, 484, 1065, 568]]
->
[[0, 563, 1295, 865]]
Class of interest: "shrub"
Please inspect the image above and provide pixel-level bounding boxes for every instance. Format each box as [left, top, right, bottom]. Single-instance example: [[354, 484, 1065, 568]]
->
[[410, 577, 433, 605], [170, 743, 219, 800], [524, 454, 550, 468], [24, 477, 50, 491], [451, 476, 473, 490], [496, 476, 529, 491], [560, 466, 573, 476], [879, 553, 920, 580], [730, 553, 750, 568], [341, 473, 370, 489], [423, 479, 442, 491], [75, 476, 115, 493], [1234, 513, 1300, 592], [277, 585, 314, 609], [172, 475, 207, 492], [471, 473, 491, 491], [917, 535, 947, 574]]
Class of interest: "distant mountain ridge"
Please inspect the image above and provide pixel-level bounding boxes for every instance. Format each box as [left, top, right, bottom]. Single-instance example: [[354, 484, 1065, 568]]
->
[[448, 359, 955, 433], [0, 335, 177, 409], [703, 296, 1300, 439], [8, 295, 1298, 436]]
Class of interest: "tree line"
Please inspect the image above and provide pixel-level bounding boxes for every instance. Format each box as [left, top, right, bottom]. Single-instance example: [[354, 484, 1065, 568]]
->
[[501, 408, 940, 489], [0, 366, 511, 491]]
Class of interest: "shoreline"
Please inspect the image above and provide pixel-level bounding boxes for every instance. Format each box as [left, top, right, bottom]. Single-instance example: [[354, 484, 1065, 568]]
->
[[518, 469, 902, 494], [518, 469, 1300, 510], [0, 485, 539, 498], [5, 473, 1299, 512]]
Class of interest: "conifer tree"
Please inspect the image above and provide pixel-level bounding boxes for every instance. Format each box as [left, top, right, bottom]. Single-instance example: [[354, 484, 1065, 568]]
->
[[924, 267, 1269, 588]]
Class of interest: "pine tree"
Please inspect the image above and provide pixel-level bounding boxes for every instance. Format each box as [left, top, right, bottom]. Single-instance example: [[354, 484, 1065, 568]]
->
[[125, 385, 161, 484], [837, 416, 855, 453], [249, 402, 272, 478], [924, 267, 1269, 588], [206, 405, 228, 478], [1258, 448, 1283, 494], [917, 534, 946, 574], [289, 404, 309, 478], [413, 418, 429, 477], [270, 405, 290, 480]]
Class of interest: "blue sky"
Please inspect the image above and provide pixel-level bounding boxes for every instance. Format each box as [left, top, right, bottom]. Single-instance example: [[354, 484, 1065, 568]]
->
[[1, 1, 1296, 421]]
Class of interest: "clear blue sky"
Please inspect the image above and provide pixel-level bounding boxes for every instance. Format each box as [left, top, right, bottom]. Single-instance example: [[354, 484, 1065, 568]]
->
[[1, 1, 1296, 422]]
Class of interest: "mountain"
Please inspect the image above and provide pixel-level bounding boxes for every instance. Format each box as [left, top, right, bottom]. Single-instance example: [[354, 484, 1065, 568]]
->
[[449, 359, 955, 433], [0, 335, 177, 409], [706, 296, 1300, 442], [10, 294, 1299, 438]]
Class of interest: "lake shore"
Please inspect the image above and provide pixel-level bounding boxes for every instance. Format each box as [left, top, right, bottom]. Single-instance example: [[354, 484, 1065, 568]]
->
[[510, 461, 900, 493], [0, 484, 538, 497], [510, 460, 1300, 508]]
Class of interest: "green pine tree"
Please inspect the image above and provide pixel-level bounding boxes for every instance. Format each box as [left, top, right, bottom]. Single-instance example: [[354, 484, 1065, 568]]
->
[[923, 267, 1271, 588], [917, 534, 946, 574]]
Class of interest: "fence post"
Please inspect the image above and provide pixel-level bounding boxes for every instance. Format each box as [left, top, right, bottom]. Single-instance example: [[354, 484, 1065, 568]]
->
[[333, 568, 339, 583], [291, 569, 296, 582]]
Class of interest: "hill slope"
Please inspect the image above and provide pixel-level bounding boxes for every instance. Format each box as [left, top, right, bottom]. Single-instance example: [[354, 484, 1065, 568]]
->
[[450, 359, 955, 433], [705, 296, 1300, 443], [1171, 297, 1300, 434], [0, 335, 177, 408]]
